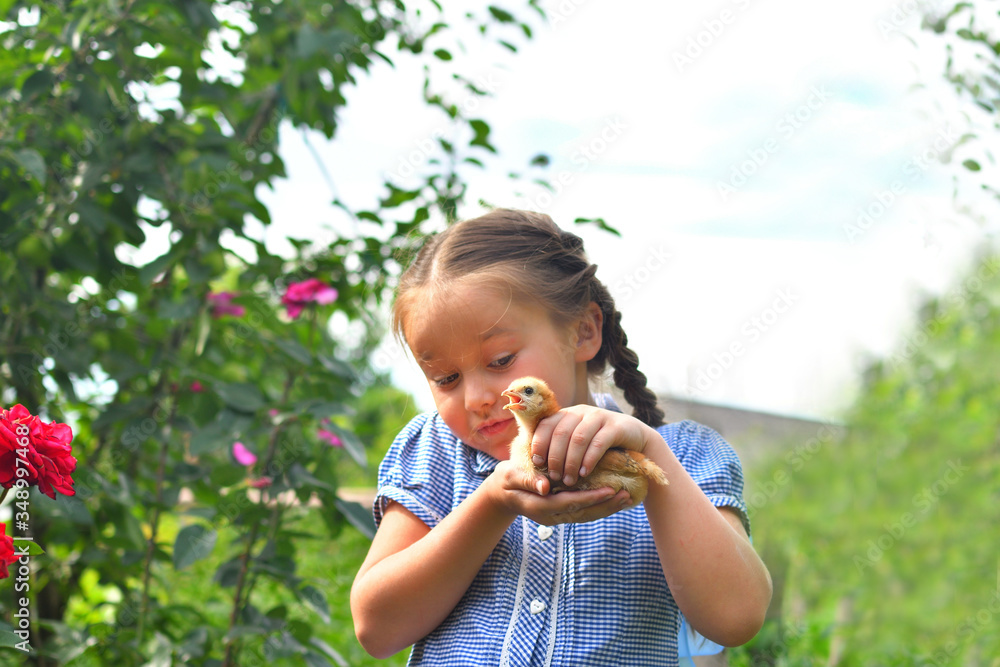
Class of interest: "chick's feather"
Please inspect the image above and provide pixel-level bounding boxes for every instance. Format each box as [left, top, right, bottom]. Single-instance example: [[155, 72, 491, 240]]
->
[[501, 377, 667, 504]]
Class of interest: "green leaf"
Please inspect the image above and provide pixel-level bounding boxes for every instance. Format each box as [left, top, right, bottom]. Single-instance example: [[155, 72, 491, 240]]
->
[[380, 184, 422, 208], [157, 294, 199, 320], [292, 399, 349, 420], [309, 638, 349, 667], [190, 418, 232, 455], [195, 309, 210, 356], [224, 624, 269, 640], [75, 199, 109, 232], [433, 48, 453, 61], [299, 584, 330, 623], [356, 210, 381, 222], [488, 6, 516, 22], [20, 69, 53, 100], [319, 421, 366, 467], [962, 159, 981, 171], [334, 498, 376, 539], [14, 148, 46, 184], [287, 462, 335, 492], [214, 557, 242, 588], [274, 337, 313, 365], [317, 354, 356, 381], [530, 153, 550, 167], [305, 654, 334, 667], [140, 247, 180, 284], [0, 626, 20, 648], [574, 217, 622, 237], [469, 119, 497, 153], [34, 493, 94, 526], [10, 539, 45, 556], [173, 524, 217, 570], [215, 382, 265, 412], [145, 632, 173, 667], [296, 23, 324, 59]]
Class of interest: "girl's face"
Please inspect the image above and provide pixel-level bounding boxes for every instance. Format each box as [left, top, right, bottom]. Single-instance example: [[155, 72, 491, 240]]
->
[[403, 280, 600, 460]]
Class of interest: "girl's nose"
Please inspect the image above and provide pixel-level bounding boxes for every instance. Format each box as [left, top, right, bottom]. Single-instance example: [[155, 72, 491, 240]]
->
[[464, 374, 496, 413]]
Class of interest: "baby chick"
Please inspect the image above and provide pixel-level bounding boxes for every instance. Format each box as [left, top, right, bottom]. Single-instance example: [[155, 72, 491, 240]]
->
[[501, 376, 668, 505]]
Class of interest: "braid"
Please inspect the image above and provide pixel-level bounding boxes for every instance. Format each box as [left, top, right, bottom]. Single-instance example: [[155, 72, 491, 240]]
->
[[589, 285, 665, 427]]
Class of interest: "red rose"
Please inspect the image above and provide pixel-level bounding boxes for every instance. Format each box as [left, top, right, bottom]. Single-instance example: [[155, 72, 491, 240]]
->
[[0, 523, 16, 579], [281, 278, 337, 320], [0, 404, 76, 499]]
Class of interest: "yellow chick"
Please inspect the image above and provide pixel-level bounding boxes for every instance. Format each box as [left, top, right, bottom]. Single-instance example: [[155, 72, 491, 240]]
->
[[501, 376, 668, 505]]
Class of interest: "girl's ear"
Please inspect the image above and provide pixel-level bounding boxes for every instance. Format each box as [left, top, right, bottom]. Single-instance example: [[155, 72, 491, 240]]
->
[[573, 302, 603, 363]]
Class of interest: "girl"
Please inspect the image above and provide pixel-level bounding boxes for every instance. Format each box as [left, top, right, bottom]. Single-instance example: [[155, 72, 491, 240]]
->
[[350, 209, 772, 665]]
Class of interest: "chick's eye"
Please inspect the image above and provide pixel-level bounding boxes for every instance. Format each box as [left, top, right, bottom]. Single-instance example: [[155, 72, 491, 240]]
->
[[524, 387, 534, 396]]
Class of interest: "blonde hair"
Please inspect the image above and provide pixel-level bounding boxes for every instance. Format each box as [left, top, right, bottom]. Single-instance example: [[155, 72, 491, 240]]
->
[[392, 209, 664, 426]]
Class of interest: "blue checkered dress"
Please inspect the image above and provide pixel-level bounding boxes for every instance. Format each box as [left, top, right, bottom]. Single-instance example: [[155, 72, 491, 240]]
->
[[373, 396, 749, 666]]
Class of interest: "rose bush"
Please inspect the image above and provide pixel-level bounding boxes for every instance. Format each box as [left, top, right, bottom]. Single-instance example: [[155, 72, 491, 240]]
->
[[0, 0, 546, 663]]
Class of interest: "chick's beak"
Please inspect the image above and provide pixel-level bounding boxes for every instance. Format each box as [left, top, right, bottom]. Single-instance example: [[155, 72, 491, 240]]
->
[[501, 389, 524, 411]]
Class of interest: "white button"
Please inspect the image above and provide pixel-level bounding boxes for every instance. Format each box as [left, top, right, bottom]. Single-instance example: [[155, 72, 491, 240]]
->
[[529, 599, 546, 614], [537, 525, 553, 541]]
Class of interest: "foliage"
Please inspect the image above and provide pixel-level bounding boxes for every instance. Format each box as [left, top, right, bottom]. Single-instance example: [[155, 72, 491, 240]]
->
[[335, 383, 418, 488], [924, 1, 1000, 195], [0, 0, 545, 664], [730, 249, 1000, 665]]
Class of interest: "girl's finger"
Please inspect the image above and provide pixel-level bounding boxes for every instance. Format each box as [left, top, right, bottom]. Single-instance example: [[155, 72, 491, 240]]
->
[[550, 488, 630, 524], [543, 412, 583, 482], [529, 411, 560, 469], [577, 421, 623, 483], [530, 411, 566, 480], [559, 414, 604, 486]]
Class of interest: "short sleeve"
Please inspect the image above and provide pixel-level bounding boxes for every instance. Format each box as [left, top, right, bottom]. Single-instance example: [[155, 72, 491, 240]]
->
[[373, 412, 491, 530], [658, 419, 750, 536]]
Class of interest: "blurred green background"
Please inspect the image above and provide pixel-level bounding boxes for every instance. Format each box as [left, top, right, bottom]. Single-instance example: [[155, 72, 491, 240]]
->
[[2, 0, 998, 665]]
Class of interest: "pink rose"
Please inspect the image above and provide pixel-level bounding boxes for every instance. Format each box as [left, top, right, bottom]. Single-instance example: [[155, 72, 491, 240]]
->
[[207, 292, 246, 318], [0, 404, 76, 499], [190, 380, 205, 393], [249, 477, 272, 489], [281, 278, 337, 320], [317, 428, 343, 448], [232, 441, 257, 466]]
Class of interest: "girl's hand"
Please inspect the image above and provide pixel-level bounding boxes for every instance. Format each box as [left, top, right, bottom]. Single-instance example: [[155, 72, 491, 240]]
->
[[488, 460, 632, 525], [530, 405, 658, 487]]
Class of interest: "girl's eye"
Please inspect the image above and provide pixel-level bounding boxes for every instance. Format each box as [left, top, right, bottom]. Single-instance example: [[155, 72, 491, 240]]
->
[[490, 354, 515, 370], [434, 372, 459, 388]]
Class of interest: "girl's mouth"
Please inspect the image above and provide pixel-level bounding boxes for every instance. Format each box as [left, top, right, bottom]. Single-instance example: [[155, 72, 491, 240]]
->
[[477, 418, 512, 437]]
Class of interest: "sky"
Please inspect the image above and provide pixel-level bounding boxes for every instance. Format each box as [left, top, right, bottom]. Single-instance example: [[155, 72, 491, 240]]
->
[[244, 0, 997, 421]]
